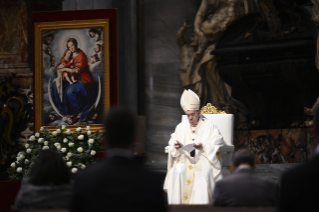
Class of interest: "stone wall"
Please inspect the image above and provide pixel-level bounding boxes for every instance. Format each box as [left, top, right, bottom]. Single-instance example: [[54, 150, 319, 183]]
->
[[143, 0, 201, 165]]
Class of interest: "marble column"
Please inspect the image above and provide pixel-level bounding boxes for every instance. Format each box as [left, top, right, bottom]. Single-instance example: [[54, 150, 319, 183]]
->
[[112, 0, 139, 113], [143, 0, 201, 165]]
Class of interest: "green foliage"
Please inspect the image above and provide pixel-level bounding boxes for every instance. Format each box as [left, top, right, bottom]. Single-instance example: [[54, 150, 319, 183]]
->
[[7, 126, 103, 181]]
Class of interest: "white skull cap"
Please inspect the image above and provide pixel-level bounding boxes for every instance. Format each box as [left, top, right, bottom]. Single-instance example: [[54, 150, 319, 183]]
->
[[180, 89, 200, 113]]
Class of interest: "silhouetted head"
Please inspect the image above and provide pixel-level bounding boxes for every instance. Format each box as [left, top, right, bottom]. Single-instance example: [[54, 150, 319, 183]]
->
[[104, 107, 137, 149], [29, 150, 71, 185], [232, 149, 255, 171]]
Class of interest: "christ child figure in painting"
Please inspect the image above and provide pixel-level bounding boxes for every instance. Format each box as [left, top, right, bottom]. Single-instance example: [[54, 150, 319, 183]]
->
[[60, 49, 77, 84], [56, 63, 76, 85]]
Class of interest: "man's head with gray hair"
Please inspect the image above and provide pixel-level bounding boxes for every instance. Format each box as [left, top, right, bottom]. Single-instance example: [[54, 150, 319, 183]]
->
[[232, 149, 255, 172]]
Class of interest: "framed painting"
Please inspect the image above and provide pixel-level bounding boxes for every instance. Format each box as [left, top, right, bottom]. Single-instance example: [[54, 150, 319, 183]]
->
[[33, 10, 118, 132]]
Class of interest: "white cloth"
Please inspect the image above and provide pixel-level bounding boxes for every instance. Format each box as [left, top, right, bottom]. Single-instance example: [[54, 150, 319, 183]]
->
[[164, 115, 226, 204]]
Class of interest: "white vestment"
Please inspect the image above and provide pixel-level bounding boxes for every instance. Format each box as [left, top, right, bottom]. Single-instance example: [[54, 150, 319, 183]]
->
[[164, 115, 226, 204]]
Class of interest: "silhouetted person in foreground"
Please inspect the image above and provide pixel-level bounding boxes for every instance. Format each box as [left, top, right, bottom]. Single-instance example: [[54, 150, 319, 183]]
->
[[279, 107, 319, 212], [14, 150, 72, 209], [70, 107, 167, 212], [212, 149, 279, 207]]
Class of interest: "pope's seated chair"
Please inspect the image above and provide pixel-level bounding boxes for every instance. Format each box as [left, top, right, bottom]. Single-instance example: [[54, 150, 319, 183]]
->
[[166, 103, 234, 178]]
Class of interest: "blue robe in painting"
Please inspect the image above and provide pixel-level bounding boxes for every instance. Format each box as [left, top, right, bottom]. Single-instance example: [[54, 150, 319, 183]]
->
[[51, 79, 97, 121]]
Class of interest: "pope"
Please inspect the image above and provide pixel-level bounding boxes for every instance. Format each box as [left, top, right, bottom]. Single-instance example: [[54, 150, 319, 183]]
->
[[164, 89, 226, 204]]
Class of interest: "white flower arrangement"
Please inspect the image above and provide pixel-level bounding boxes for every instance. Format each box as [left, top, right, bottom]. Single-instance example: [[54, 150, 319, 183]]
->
[[43, 146, 50, 150], [66, 129, 71, 135], [7, 126, 102, 181], [18, 155, 25, 160]]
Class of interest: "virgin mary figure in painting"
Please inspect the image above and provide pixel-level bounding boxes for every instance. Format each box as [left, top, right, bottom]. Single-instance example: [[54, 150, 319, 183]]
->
[[50, 38, 98, 122]]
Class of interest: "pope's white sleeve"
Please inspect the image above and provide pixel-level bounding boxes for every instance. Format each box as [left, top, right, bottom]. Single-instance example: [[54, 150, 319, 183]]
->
[[200, 124, 225, 166], [168, 133, 182, 157]]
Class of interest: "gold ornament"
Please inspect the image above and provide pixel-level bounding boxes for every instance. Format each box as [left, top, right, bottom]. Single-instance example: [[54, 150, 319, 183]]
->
[[200, 103, 226, 114]]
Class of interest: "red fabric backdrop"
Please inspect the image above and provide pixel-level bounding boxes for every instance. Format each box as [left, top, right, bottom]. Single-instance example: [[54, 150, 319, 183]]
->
[[0, 181, 21, 212]]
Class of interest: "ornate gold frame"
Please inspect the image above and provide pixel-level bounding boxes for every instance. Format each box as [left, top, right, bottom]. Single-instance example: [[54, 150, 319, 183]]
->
[[34, 19, 110, 132]]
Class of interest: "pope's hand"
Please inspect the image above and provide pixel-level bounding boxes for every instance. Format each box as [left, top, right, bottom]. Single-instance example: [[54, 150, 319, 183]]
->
[[174, 142, 182, 150], [194, 142, 203, 150]]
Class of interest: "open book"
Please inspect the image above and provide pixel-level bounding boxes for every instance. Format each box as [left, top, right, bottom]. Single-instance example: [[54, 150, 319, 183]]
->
[[176, 140, 196, 153]]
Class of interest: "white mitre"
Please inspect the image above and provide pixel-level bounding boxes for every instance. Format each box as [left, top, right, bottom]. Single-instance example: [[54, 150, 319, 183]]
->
[[180, 89, 200, 113]]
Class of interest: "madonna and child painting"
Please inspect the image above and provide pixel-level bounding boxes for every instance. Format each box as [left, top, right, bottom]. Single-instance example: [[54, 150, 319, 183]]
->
[[42, 28, 105, 126]]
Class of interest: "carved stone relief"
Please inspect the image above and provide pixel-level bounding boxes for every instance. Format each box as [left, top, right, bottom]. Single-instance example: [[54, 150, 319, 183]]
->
[[178, 0, 257, 126], [0, 0, 28, 65], [0, 73, 33, 179], [179, 0, 319, 129]]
